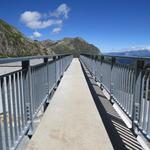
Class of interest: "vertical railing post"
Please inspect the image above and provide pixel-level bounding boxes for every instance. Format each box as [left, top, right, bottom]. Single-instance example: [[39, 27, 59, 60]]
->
[[95, 55, 98, 81], [60, 55, 62, 77], [57, 56, 59, 80], [43, 57, 49, 111], [100, 55, 104, 89], [22, 60, 33, 138], [61, 55, 63, 76], [53, 56, 57, 88], [110, 57, 116, 103], [92, 55, 95, 76], [58, 56, 61, 79], [92, 55, 95, 75], [44, 57, 49, 95], [132, 60, 144, 133]]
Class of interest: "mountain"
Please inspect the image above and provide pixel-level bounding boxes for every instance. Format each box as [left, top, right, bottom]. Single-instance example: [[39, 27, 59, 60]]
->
[[41, 37, 100, 57], [0, 19, 100, 57], [106, 49, 150, 65], [0, 19, 54, 57], [107, 49, 150, 57]]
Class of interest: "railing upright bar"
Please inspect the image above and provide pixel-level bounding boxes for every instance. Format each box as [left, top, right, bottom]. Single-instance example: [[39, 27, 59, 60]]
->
[[53, 56, 57, 86], [22, 60, 33, 137], [143, 75, 150, 133], [100, 56, 104, 89], [43, 57, 49, 111], [6, 76, 14, 147], [19, 72, 25, 131], [132, 60, 144, 133], [1, 78, 9, 150], [0, 116, 3, 150], [11, 74, 18, 141], [44, 57, 49, 95], [110, 57, 116, 103], [146, 79, 150, 139], [15, 73, 21, 136], [126, 69, 130, 114]]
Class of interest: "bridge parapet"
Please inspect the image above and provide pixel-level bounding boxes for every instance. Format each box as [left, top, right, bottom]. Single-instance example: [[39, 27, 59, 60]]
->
[[0, 54, 73, 150], [80, 53, 150, 143]]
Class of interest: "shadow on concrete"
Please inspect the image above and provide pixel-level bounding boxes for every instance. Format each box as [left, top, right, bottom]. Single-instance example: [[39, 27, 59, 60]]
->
[[80, 61, 143, 150]]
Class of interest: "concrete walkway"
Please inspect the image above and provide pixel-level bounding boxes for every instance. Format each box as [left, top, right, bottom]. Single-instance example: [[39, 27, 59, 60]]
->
[[27, 58, 113, 150]]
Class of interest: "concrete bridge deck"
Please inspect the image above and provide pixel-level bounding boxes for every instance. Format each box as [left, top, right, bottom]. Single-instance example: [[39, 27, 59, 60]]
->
[[27, 58, 113, 150]]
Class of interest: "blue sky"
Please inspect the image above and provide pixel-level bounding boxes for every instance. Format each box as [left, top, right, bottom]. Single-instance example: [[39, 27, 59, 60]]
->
[[0, 0, 150, 53]]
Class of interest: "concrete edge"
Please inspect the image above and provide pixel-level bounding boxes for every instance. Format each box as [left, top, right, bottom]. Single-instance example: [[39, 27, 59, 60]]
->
[[95, 81, 132, 129], [95, 75, 150, 150], [137, 135, 150, 150], [113, 103, 132, 129]]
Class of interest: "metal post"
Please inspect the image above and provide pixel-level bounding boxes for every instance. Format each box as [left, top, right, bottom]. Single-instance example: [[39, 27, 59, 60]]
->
[[43, 57, 49, 111], [44, 57, 49, 95], [110, 57, 116, 103], [53, 56, 57, 89], [92, 55, 94, 76], [100, 55, 104, 89], [22, 60, 33, 138], [1, 78, 9, 150], [95, 55, 98, 81], [58, 56, 61, 80], [58, 56, 61, 77], [132, 60, 144, 133]]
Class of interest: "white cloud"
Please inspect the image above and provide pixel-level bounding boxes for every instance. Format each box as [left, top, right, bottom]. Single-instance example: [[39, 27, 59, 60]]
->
[[20, 11, 62, 29], [125, 46, 150, 51], [32, 31, 42, 38], [20, 4, 70, 35], [50, 4, 70, 19], [30, 31, 42, 39], [21, 11, 40, 23], [52, 27, 61, 34]]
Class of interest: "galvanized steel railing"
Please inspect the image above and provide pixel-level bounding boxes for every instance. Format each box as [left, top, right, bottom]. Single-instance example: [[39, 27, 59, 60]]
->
[[0, 54, 73, 150], [80, 54, 150, 141]]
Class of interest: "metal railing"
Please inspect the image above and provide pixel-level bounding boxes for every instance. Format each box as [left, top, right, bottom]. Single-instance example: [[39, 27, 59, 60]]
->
[[80, 54, 150, 141], [0, 54, 73, 150]]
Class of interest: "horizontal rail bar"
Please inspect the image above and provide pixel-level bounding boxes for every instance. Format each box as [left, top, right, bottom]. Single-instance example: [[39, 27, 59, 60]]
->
[[81, 53, 150, 61], [0, 54, 71, 64]]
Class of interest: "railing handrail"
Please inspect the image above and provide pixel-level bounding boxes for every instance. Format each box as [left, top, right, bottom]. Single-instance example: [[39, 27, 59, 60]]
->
[[0, 53, 72, 64], [80, 53, 150, 61]]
